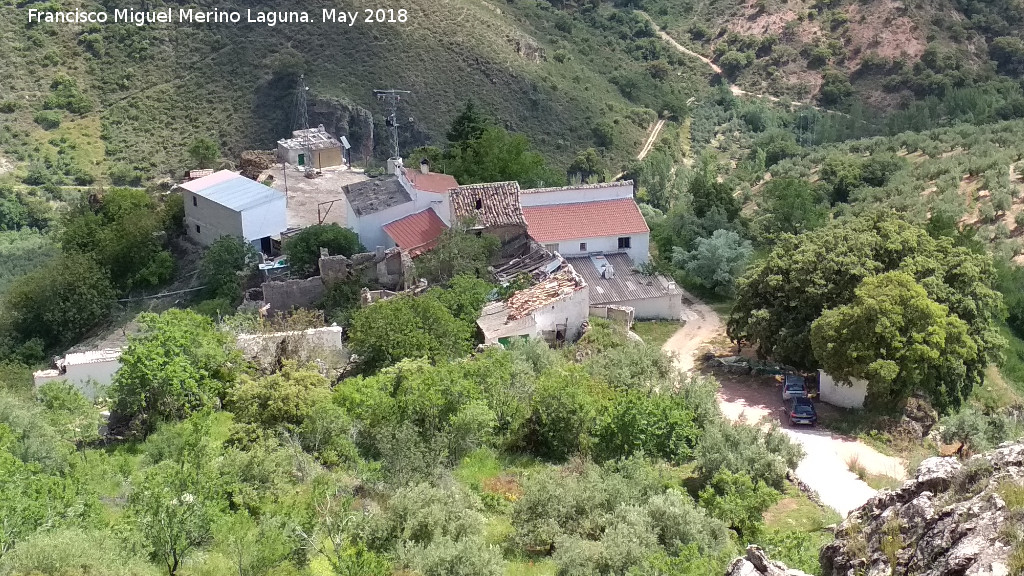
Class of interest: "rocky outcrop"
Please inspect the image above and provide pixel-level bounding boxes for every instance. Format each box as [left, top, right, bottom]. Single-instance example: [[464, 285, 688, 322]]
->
[[725, 546, 812, 576], [820, 440, 1024, 576]]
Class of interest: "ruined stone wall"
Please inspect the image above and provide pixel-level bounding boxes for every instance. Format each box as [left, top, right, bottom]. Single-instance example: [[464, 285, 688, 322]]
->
[[262, 277, 325, 312]]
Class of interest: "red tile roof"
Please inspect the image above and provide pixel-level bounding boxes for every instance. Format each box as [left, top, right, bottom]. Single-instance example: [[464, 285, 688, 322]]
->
[[522, 198, 649, 243], [383, 208, 449, 257], [402, 168, 459, 194]]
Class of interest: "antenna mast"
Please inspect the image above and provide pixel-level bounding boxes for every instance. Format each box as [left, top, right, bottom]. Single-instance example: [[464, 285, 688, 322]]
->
[[374, 89, 411, 159], [296, 74, 315, 177]]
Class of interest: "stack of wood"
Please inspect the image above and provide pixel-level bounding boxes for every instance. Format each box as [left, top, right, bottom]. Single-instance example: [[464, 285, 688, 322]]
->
[[239, 150, 275, 180]]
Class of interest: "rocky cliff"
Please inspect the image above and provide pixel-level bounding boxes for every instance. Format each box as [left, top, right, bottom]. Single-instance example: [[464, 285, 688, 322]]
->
[[725, 546, 812, 576], [821, 441, 1024, 576], [726, 441, 1024, 576]]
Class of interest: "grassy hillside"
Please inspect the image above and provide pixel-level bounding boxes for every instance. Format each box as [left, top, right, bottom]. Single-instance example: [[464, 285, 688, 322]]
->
[[0, 0, 714, 184], [642, 0, 1024, 117]]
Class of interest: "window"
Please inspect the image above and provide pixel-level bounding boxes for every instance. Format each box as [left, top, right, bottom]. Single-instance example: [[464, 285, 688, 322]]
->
[[192, 195, 197, 207], [618, 236, 631, 249], [195, 224, 201, 234], [579, 242, 587, 251]]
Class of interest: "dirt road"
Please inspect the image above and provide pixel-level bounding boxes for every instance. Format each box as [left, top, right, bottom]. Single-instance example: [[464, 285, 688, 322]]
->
[[613, 118, 667, 181], [662, 290, 724, 372], [662, 296, 907, 517], [640, 12, 841, 114]]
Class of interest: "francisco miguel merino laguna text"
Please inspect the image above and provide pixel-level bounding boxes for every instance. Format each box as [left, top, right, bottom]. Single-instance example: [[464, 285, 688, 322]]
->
[[26, 8, 407, 26]]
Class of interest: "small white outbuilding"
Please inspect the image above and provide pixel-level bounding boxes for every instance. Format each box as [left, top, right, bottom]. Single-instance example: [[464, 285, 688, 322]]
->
[[818, 370, 869, 409]]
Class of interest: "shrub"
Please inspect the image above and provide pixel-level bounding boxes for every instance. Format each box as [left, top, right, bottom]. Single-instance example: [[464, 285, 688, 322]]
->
[[111, 309, 240, 426], [43, 74, 93, 114], [283, 223, 363, 276], [694, 421, 802, 490], [401, 537, 503, 576], [697, 469, 780, 540], [3, 253, 115, 348], [226, 362, 332, 430], [199, 235, 258, 302], [594, 389, 700, 464], [524, 366, 606, 460], [0, 527, 160, 576], [347, 295, 473, 372], [33, 110, 61, 130]]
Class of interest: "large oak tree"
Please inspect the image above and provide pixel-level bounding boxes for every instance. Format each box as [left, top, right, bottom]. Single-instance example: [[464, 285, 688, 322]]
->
[[728, 213, 1003, 410]]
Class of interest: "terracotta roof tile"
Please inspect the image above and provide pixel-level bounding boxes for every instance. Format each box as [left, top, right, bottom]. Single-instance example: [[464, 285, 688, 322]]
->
[[382, 208, 448, 257], [449, 181, 525, 228], [522, 198, 649, 243], [402, 168, 459, 194], [505, 266, 587, 320]]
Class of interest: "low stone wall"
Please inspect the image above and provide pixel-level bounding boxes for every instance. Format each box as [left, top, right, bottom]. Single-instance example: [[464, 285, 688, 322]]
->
[[235, 325, 349, 373], [262, 276, 325, 313], [589, 305, 635, 329]]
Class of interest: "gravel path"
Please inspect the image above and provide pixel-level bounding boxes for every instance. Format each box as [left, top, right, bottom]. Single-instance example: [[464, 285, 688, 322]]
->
[[662, 295, 907, 517]]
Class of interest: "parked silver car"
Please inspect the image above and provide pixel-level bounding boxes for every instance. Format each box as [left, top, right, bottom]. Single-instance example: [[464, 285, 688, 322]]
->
[[782, 374, 807, 401]]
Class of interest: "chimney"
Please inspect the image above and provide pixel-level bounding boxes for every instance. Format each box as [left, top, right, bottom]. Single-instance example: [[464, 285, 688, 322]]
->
[[386, 157, 404, 175], [420, 158, 430, 174]]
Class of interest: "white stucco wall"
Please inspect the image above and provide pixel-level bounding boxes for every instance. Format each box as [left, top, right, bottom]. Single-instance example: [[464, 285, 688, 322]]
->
[[348, 201, 418, 251], [532, 285, 590, 342], [549, 234, 650, 265], [519, 183, 634, 207], [604, 293, 680, 320], [184, 193, 244, 246], [34, 359, 121, 401], [241, 196, 287, 242], [818, 370, 868, 409], [413, 191, 451, 226]]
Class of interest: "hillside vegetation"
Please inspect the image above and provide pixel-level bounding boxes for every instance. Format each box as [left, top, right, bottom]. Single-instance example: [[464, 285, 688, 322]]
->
[[0, 0, 714, 184]]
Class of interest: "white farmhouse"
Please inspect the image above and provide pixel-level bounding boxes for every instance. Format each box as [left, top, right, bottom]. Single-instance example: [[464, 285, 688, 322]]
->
[[342, 159, 458, 251], [180, 170, 287, 253], [520, 181, 650, 264]]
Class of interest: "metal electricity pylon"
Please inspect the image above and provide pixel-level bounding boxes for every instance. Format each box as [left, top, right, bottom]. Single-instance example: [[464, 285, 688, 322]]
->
[[373, 89, 411, 159]]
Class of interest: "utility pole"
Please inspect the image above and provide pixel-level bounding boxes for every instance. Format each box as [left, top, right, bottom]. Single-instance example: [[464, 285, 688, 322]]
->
[[373, 89, 411, 160]]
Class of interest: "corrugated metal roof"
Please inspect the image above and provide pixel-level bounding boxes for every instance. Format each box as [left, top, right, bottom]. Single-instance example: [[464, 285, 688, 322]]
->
[[567, 253, 670, 305], [382, 208, 449, 257], [181, 170, 284, 212], [523, 198, 649, 243], [179, 169, 239, 192]]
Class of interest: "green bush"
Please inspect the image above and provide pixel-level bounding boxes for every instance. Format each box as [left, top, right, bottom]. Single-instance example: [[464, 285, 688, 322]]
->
[[698, 469, 780, 540], [694, 421, 802, 490], [524, 366, 606, 460], [32, 110, 61, 130], [43, 74, 93, 114], [282, 223, 363, 276]]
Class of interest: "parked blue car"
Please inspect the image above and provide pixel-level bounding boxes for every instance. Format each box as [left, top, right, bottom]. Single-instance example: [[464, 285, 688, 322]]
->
[[788, 397, 817, 426]]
